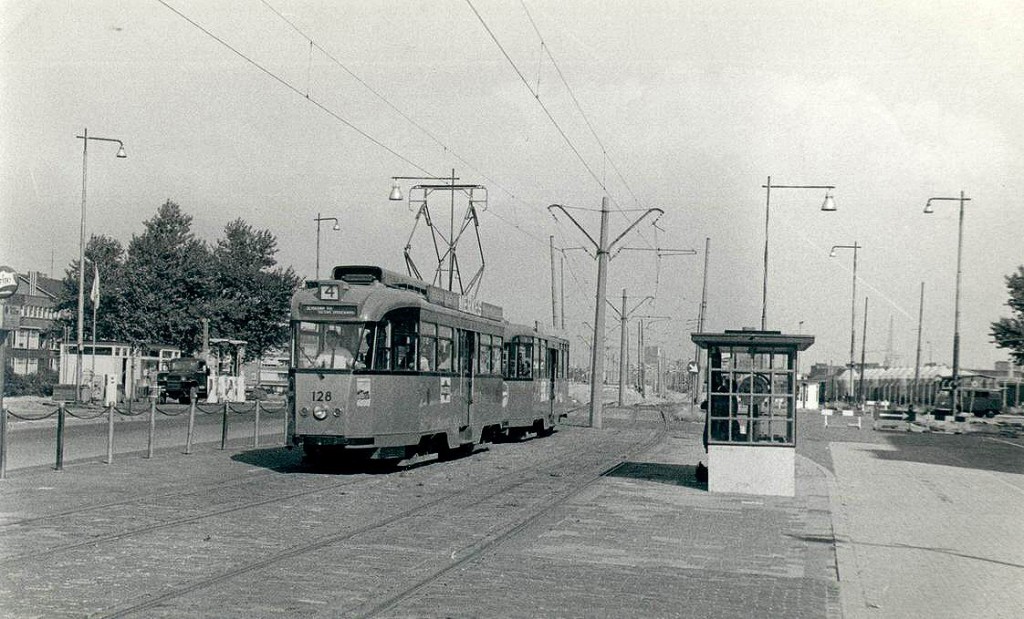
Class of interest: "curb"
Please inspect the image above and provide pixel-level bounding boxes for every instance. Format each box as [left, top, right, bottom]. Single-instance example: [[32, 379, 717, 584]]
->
[[801, 450, 868, 619]]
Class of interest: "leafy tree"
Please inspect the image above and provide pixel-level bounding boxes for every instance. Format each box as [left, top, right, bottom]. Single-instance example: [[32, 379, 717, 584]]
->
[[991, 265, 1024, 365], [209, 219, 300, 360], [119, 200, 214, 353], [51, 234, 127, 343]]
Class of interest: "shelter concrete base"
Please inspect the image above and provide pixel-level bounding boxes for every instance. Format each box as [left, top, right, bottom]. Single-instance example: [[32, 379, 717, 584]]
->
[[708, 444, 795, 496]]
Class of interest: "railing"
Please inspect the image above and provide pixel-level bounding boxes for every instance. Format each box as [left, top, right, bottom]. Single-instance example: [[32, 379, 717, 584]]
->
[[0, 397, 289, 479]]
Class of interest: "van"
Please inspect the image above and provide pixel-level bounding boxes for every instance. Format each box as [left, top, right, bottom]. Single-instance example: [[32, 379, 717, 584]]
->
[[934, 387, 1003, 418]]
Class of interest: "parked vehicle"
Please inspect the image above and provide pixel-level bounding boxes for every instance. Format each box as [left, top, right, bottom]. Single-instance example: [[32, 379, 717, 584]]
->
[[934, 387, 1004, 418], [161, 357, 210, 403]]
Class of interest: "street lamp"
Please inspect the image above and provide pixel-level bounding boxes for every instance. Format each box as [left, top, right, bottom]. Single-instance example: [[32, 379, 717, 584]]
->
[[923, 191, 971, 416], [314, 213, 340, 280], [761, 176, 836, 330], [829, 242, 862, 405], [75, 129, 126, 402]]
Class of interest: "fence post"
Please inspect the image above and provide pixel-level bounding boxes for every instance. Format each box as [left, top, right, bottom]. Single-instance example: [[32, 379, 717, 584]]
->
[[0, 405, 8, 479], [55, 403, 66, 471], [254, 400, 261, 448], [220, 402, 229, 450], [106, 403, 115, 464], [147, 396, 156, 459], [185, 399, 196, 455]]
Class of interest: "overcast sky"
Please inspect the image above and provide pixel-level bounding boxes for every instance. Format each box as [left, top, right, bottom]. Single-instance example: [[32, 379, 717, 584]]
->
[[2, 0, 1022, 370]]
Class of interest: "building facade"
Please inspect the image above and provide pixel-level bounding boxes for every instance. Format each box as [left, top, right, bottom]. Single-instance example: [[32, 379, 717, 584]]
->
[[1, 271, 63, 376]]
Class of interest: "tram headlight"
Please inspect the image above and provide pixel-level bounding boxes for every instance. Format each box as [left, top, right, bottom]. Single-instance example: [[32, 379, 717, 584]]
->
[[312, 406, 329, 421]]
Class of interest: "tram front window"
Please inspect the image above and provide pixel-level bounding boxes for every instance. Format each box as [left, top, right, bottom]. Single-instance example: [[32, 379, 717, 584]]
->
[[296, 322, 368, 370]]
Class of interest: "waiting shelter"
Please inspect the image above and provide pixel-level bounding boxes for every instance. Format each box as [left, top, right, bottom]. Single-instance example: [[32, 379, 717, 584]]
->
[[692, 329, 814, 496]]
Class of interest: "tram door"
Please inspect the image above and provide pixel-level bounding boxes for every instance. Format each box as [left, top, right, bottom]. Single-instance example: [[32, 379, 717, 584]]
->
[[461, 330, 474, 427], [547, 347, 557, 415]]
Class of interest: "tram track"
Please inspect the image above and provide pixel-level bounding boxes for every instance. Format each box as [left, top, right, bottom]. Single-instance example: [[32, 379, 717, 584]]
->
[[94, 409, 670, 619]]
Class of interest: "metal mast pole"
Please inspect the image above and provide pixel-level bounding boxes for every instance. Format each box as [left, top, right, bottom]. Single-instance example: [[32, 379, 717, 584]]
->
[[618, 289, 627, 406], [695, 237, 710, 405], [588, 196, 611, 429], [859, 297, 869, 407], [913, 282, 924, 405], [76, 128, 89, 401], [315, 212, 322, 280], [848, 244, 858, 401], [761, 175, 771, 330], [550, 236, 558, 327], [952, 191, 965, 415]]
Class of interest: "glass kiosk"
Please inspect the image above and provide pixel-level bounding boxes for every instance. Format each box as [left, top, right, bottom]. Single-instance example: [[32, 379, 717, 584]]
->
[[691, 329, 814, 496]]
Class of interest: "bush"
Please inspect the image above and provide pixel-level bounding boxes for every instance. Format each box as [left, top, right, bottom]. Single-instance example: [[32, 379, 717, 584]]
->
[[2, 365, 59, 397]]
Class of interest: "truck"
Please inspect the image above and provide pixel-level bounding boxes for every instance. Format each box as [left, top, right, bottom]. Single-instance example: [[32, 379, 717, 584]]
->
[[933, 387, 1004, 419], [160, 357, 211, 403]]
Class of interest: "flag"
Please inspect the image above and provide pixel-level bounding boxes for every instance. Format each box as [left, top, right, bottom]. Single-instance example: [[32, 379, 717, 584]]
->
[[90, 264, 100, 308]]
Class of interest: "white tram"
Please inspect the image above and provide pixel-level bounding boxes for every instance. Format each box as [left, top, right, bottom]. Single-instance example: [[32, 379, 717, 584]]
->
[[288, 265, 570, 464]]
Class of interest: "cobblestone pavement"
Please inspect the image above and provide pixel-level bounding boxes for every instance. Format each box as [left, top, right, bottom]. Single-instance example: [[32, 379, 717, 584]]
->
[[0, 404, 844, 618], [384, 420, 842, 618]]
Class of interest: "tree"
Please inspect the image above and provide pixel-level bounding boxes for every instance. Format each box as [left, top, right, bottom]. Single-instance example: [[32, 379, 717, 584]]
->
[[991, 265, 1024, 365], [119, 200, 214, 353], [51, 234, 127, 343], [209, 219, 300, 360]]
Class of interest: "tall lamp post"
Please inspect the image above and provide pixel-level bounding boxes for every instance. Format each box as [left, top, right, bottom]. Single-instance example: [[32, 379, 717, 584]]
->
[[314, 213, 340, 280], [829, 242, 862, 404], [75, 129, 126, 401], [761, 176, 836, 330], [924, 191, 970, 415]]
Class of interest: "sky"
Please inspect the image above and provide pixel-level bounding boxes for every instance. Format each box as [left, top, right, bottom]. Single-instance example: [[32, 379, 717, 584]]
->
[[1, 0, 1022, 371]]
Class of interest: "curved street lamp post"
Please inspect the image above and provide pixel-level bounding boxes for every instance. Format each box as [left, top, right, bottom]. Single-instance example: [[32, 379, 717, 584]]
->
[[761, 176, 836, 330], [924, 191, 971, 415], [314, 213, 340, 280], [829, 242, 862, 405], [75, 129, 126, 402]]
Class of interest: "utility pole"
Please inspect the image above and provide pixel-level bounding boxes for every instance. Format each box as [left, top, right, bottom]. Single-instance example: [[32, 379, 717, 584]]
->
[[859, 297, 869, 408], [548, 198, 663, 429], [913, 283, 924, 406], [549, 236, 558, 328], [619, 290, 628, 405], [694, 237, 710, 407]]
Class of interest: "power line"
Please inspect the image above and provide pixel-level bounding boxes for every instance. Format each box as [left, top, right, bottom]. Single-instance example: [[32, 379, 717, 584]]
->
[[463, 0, 608, 195], [519, 0, 645, 212], [154, 0, 432, 176]]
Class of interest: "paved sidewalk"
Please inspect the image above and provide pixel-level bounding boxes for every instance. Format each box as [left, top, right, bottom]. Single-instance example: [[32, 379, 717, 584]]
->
[[826, 437, 1024, 619], [394, 413, 843, 617]]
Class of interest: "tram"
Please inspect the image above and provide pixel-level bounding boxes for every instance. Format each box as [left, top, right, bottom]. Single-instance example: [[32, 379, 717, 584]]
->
[[288, 265, 570, 465]]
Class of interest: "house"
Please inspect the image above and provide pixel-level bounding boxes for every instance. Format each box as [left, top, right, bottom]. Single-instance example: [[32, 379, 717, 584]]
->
[[1, 271, 63, 375]]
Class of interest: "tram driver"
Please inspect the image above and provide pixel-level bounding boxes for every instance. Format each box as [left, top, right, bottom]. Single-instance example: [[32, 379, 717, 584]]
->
[[316, 329, 354, 369]]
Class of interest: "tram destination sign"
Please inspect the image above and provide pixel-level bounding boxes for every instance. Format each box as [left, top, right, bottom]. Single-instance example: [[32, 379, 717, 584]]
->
[[301, 304, 357, 318]]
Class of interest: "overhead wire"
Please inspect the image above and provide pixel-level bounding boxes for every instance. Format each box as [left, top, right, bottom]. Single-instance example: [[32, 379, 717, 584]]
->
[[153, 0, 432, 176]]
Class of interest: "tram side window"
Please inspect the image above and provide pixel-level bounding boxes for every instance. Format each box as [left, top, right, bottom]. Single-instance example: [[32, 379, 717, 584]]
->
[[477, 334, 491, 375], [436, 325, 454, 373], [516, 340, 533, 379], [419, 322, 436, 372], [372, 321, 391, 370], [492, 336, 503, 377], [391, 315, 418, 372], [537, 339, 547, 377]]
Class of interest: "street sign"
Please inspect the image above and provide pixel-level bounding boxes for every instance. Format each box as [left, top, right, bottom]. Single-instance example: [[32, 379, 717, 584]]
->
[[0, 265, 18, 299]]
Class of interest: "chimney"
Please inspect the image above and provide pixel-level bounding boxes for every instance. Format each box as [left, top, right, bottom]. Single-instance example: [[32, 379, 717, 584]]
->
[[29, 271, 39, 296]]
